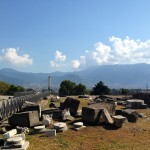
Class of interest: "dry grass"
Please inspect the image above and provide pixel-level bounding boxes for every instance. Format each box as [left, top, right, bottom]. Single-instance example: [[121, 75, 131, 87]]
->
[[3, 96, 150, 150]]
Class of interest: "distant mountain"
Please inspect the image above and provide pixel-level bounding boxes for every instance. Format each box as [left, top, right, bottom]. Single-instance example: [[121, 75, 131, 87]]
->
[[0, 63, 150, 89]]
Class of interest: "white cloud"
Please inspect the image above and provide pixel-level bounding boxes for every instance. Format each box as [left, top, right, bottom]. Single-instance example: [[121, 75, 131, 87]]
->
[[50, 50, 67, 68], [71, 60, 80, 69], [0, 48, 33, 65], [71, 36, 150, 70], [55, 50, 66, 62]]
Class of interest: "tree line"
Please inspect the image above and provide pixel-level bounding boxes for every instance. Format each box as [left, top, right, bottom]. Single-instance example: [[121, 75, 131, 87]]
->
[[0, 81, 25, 95]]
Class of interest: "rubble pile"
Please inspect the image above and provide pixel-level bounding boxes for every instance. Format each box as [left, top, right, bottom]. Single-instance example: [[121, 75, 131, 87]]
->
[[1, 129, 29, 150]]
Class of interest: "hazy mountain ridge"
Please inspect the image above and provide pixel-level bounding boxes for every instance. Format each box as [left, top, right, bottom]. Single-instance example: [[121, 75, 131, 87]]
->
[[0, 64, 150, 89]]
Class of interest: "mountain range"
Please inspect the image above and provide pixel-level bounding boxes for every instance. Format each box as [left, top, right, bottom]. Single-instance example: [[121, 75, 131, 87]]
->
[[0, 63, 150, 89]]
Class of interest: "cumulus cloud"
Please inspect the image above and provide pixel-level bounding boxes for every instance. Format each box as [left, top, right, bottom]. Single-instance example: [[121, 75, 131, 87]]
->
[[71, 36, 150, 70], [71, 60, 80, 69], [50, 50, 67, 68], [55, 50, 66, 62], [0, 48, 33, 65]]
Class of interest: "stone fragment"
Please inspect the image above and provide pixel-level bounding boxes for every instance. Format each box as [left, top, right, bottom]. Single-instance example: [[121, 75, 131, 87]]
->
[[76, 110, 82, 117], [61, 109, 71, 121], [22, 101, 41, 118], [45, 129, 56, 137], [73, 122, 83, 128], [54, 122, 68, 132], [16, 126, 29, 134], [60, 97, 80, 116], [122, 109, 138, 123], [1, 141, 29, 150], [6, 137, 22, 144], [73, 122, 86, 131], [99, 109, 114, 124], [126, 99, 147, 109], [82, 103, 116, 124], [112, 115, 126, 128], [3, 129, 17, 140], [42, 115, 53, 126], [34, 125, 45, 131], [8, 111, 40, 127]]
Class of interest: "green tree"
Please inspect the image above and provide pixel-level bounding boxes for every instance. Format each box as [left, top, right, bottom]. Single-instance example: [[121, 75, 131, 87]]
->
[[120, 88, 130, 95], [59, 80, 76, 96], [0, 81, 10, 95], [74, 83, 86, 95], [7, 85, 25, 95], [91, 81, 110, 95]]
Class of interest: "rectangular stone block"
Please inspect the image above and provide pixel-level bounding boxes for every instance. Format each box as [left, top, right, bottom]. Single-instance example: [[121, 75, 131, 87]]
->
[[82, 102, 116, 124], [22, 105, 41, 118], [8, 111, 40, 127]]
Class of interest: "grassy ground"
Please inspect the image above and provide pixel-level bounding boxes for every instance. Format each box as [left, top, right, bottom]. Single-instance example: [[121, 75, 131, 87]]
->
[[2, 96, 150, 150]]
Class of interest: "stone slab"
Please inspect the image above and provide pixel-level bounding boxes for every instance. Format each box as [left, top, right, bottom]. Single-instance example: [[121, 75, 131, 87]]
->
[[1, 141, 29, 150], [3, 129, 17, 140]]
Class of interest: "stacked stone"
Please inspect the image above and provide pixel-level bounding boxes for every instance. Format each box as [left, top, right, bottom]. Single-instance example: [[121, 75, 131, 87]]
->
[[73, 122, 86, 131], [54, 122, 68, 132], [1, 129, 29, 150]]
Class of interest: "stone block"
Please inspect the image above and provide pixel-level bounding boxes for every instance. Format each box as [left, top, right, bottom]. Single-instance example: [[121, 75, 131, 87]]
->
[[122, 109, 138, 123], [112, 115, 126, 128], [99, 109, 114, 124], [60, 97, 80, 116], [45, 129, 56, 137], [1, 141, 29, 150], [82, 103, 116, 124], [3, 129, 17, 140], [8, 111, 40, 127], [22, 105, 41, 118]]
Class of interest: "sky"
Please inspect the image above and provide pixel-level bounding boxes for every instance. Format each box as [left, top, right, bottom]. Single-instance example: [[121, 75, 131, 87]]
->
[[0, 0, 150, 73]]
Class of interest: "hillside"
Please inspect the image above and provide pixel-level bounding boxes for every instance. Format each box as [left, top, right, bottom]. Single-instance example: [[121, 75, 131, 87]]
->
[[0, 64, 150, 89]]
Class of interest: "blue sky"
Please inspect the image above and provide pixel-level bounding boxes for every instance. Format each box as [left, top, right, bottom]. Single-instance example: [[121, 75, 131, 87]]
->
[[0, 0, 150, 73]]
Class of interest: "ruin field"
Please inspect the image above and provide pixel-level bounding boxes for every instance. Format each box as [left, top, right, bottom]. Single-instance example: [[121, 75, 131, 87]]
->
[[26, 97, 150, 150], [1, 96, 150, 150]]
